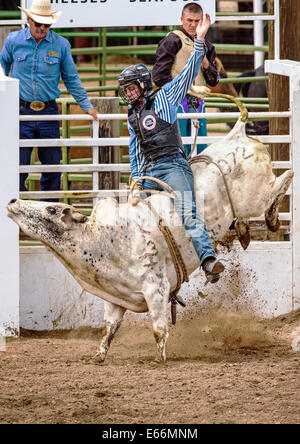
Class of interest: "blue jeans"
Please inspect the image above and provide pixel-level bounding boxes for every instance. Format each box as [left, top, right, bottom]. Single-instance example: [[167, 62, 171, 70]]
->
[[178, 101, 208, 156], [20, 102, 61, 199], [142, 153, 216, 265]]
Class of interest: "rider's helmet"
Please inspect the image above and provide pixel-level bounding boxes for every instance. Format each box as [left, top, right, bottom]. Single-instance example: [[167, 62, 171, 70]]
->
[[118, 64, 152, 105]]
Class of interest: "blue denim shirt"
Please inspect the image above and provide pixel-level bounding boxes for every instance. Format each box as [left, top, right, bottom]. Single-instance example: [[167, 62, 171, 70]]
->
[[0, 27, 92, 112]]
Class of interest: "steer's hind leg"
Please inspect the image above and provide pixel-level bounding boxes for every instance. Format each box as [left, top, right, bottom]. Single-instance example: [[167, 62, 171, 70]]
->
[[90, 301, 126, 364], [265, 170, 294, 232], [144, 277, 170, 362], [235, 218, 250, 250]]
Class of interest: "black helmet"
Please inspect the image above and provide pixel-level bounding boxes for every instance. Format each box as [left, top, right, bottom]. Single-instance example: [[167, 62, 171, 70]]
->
[[118, 64, 152, 105]]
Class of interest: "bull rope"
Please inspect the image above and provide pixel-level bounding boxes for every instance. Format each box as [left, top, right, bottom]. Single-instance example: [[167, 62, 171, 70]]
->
[[189, 154, 237, 220], [129, 176, 188, 324]]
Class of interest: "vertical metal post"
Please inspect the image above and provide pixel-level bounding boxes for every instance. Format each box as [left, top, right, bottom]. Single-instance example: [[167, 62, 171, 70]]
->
[[61, 100, 70, 204], [102, 27, 107, 91], [98, 28, 103, 96], [253, 0, 264, 68], [133, 26, 137, 60], [274, 0, 280, 60], [20, 0, 26, 28], [28, 149, 36, 192], [92, 119, 99, 207]]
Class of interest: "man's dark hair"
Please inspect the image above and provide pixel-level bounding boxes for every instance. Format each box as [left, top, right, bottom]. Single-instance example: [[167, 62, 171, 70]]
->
[[182, 2, 203, 17]]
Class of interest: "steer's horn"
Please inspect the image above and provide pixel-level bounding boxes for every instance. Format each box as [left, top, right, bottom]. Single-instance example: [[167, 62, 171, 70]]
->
[[72, 211, 87, 223], [206, 93, 248, 123], [61, 207, 87, 227]]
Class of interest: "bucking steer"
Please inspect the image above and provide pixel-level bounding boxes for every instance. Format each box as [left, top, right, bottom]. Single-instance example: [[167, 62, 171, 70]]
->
[[7, 95, 293, 363]]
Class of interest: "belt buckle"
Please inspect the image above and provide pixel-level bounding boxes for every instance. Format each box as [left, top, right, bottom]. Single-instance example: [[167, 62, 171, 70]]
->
[[29, 101, 45, 111]]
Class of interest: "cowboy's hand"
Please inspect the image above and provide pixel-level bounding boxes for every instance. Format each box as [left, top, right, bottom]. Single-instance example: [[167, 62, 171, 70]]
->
[[196, 13, 211, 40], [126, 181, 140, 190], [128, 182, 141, 206], [87, 108, 99, 120], [131, 182, 141, 191]]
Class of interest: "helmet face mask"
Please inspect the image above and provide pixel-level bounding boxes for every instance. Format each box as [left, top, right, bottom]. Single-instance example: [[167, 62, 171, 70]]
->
[[118, 64, 152, 105], [119, 81, 142, 106], [120, 82, 143, 105]]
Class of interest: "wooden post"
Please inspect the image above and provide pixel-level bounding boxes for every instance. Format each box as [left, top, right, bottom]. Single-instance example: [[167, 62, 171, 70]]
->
[[268, 0, 300, 162], [0, 26, 19, 51], [90, 97, 120, 191]]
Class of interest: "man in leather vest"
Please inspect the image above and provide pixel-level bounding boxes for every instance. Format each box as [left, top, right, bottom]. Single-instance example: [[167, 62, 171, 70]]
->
[[152, 2, 219, 155], [118, 14, 224, 284]]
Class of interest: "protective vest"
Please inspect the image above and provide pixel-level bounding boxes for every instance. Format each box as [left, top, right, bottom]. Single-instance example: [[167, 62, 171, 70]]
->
[[170, 30, 205, 97], [128, 94, 183, 161]]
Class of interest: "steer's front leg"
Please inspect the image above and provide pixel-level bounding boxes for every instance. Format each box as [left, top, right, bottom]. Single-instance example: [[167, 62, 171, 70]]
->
[[90, 301, 126, 364], [144, 277, 170, 362]]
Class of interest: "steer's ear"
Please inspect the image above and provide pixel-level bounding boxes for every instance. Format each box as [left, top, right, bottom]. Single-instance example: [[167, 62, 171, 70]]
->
[[61, 208, 87, 228]]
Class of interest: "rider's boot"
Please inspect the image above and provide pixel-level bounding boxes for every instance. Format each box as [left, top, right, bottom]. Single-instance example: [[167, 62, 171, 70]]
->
[[202, 257, 225, 284]]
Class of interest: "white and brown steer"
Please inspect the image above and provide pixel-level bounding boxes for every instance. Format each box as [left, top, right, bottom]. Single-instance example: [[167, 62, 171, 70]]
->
[[7, 98, 293, 363]]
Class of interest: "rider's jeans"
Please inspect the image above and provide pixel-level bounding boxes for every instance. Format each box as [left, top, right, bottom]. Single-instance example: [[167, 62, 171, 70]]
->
[[142, 153, 216, 265]]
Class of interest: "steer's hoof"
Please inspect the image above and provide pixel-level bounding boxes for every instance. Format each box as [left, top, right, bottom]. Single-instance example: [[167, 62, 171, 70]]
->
[[89, 352, 106, 365], [235, 220, 250, 250], [81, 352, 105, 365], [153, 357, 166, 365], [238, 231, 250, 250], [266, 217, 280, 232]]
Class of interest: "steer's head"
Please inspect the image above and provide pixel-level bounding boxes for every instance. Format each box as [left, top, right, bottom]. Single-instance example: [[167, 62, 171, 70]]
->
[[7, 199, 87, 246]]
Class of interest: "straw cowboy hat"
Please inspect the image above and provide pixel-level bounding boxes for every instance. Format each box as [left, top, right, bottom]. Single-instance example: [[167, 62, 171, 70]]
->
[[19, 0, 62, 25]]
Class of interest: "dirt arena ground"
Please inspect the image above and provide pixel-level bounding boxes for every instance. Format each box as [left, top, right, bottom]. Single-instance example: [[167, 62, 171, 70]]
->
[[0, 308, 299, 424]]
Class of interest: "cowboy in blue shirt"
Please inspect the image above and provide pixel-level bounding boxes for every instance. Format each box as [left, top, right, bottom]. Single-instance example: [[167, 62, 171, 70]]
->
[[0, 0, 98, 199]]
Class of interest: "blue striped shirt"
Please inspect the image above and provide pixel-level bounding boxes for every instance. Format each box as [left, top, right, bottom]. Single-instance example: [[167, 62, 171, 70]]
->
[[0, 27, 92, 111], [128, 39, 206, 180]]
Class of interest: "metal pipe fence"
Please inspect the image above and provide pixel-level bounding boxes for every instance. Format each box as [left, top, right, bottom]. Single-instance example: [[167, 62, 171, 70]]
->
[[19, 110, 291, 209]]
